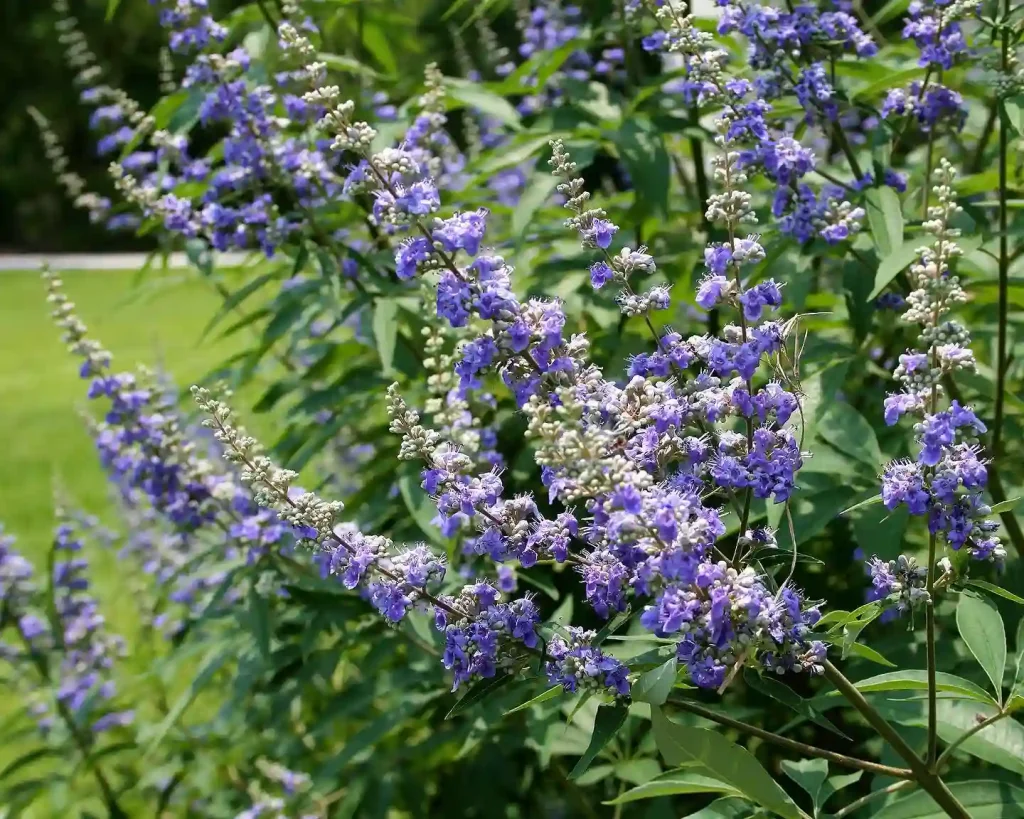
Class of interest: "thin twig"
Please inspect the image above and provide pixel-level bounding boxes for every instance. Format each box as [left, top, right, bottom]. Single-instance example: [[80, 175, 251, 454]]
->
[[665, 695, 914, 778], [833, 780, 916, 819], [936, 709, 1008, 767], [822, 661, 970, 819]]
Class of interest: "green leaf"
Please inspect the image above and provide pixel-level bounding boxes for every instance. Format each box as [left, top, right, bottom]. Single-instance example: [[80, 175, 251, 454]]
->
[[504, 685, 563, 716], [566, 690, 595, 724], [958, 592, 1007, 701], [651, 707, 803, 819], [868, 240, 920, 301], [512, 173, 558, 238], [372, 299, 399, 375], [574, 764, 615, 786], [988, 497, 1022, 515], [145, 643, 232, 756], [831, 670, 994, 704], [632, 658, 678, 706], [444, 78, 522, 130], [604, 769, 742, 805], [593, 607, 632, 645], [841, 494, 883, 515], [1003, 96, 1024, 136], [198, 272, 276, 339], [780, 759, 828, 811], [873, 698, 1024, 775], [398, 467, 443, 546], [614, 119, 670, 219], [446, 674, 514, 719], [871, 0, 909, 23], [843, 640, 898, 667], [681, 797, 757, 818], [819, 601, 886, 658], [246, 589, 271, 661], [317, 697, 434, 777], [614, 758, 662, 785], [865, 187, 904, 257], [105, 0, 121, 21], [873, 780, 1024, 818], [820, 771, 863, 807], [568, 703, 629, 779], [360, 20, 396, 74], [744, 670, 849, 738], [318, 52, 379, 78], [0, 748, 60, 782], [478, 134, 553, 173], [968, 580, 1024, 605], [818, 403, 883, 471], [852, 67, 926, 102], [1011, 617, 1024, 708]]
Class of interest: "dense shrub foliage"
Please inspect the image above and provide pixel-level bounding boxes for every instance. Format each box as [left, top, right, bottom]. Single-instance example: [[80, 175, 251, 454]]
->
[[4, 0, 1024, 816]]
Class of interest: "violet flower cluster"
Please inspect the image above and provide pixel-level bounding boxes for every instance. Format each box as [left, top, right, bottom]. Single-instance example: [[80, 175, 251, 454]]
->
[[0, 518, 132, 739], [172, 12, 831, 694], [44, 271, 309, 633], [881, 0, 977, 132], [193, 384, 555, 693], [235, 758, 316, 819], [866, 555, 929, 620], [878, 161, 1006, 568], [638, 0, 872, 246]]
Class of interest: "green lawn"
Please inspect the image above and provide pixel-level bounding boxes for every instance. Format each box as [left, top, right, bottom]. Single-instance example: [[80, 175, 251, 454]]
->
[[0, 267, 257, 570], [0, 267, 279, 804]]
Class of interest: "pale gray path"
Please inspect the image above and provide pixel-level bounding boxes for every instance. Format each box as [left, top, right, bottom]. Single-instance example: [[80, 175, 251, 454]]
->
[[0, 252, 252, 272]]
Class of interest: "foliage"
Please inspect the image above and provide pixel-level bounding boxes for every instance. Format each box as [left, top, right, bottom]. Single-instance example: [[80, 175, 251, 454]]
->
[[4, 0, 1024, 817]]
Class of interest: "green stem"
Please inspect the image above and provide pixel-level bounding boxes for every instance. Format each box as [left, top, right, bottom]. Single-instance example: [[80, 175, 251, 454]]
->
[[665, 696, 913, 778], [994, 4, 1011, 462], [822, 661, 970, 819], [925, 586, 938, 765], [832, 123, 864, 181], [15, 630, 127, 817]]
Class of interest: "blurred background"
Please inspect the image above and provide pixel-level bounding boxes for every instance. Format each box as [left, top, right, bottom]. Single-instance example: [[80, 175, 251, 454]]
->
[[1, 0, 502, 252]]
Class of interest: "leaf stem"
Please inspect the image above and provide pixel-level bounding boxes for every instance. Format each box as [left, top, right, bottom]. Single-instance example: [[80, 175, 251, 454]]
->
[[935, 708, 1008, 767], [833, 780, 916, 819], [664, 695, 913, 778], [822, 661, 970, 819]]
